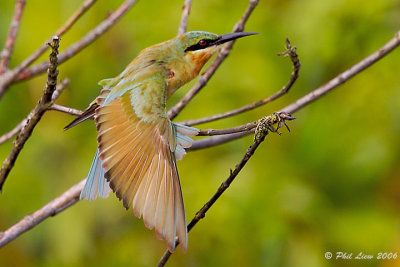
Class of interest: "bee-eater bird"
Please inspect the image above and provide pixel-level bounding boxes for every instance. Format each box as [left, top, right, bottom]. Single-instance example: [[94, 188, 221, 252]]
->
[[65, 31, 257, 252]]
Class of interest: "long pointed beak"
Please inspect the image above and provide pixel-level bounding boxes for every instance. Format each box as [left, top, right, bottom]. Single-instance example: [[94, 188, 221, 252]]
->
[[213, 32, 258, 46]]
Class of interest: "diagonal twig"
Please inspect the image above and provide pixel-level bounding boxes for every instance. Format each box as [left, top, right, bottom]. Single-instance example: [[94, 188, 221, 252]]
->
[[178, 0, 192, 35], [197, 122, 257, 136], [0, 0, 98, 99], [0, 180, 85, 248], [0, 79, 70, 145], [180, 38, 300, 126], [15, 0, 139, 83], [167, 0, 260, 120], [0, 36, 60, 191], [49, 104, 83, 117], [0, 0, 26, 74], [157, 112, 294, 267], [189, 132, 251, 150]]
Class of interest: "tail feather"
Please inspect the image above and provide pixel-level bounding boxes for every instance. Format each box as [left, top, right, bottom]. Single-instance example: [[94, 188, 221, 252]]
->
[[173, 123, 199, 161], [80, 149, 111, 200]]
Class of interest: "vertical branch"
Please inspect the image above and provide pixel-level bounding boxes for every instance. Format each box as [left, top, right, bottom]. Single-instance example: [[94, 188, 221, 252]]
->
[[0, 0, 26, 74], [0, 36, 60, 191], [178, 0, 192, 35]]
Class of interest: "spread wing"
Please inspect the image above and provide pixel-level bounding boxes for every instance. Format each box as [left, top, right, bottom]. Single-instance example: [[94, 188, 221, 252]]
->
[[95, 77, 187, 252]]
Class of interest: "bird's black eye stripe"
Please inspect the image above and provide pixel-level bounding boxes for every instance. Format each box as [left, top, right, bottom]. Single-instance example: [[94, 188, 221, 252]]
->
[[185, 39, 214, 52]]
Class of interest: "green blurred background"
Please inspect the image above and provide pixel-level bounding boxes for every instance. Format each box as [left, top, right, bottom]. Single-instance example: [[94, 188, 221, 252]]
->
[[1, 0, 400, 266]]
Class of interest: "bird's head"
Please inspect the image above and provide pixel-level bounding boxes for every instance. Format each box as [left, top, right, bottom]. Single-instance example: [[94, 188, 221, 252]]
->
[[177, 31, 257, 70], [164, 31, 257, 95]]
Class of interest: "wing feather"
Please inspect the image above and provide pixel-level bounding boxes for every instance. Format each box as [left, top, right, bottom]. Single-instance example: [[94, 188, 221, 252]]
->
[[94, 78, 189, 252]]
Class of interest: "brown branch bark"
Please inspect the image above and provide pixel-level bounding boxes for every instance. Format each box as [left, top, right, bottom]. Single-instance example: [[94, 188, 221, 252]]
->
[[178, 0, 192, 35], [0, 0, 26, 74], [0, 36, 60, 191], [0, 79, 69, 145], [180, 38, 300, 126], [189, 132, 251, 151], [198, 122, 257, 136], [167, 0, 260, 120], [49, 104, 83, 117], [0, 0, 97, 99]]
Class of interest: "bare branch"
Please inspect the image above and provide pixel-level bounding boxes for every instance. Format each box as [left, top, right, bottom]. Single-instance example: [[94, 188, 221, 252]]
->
[[15, 0, 138, 83], [49, 104, 83, 117], [51, 78, 70, 102], [189, 132, 251, 151], [0, 180, 85, 248], [198, 122, 257, 136], [0, 0, 97, 99], [19, 0, 97, 74], [0, 119, 27, 146], [0, 0, 26, 74], [55, 0, 98, 37], [0, 79, 69, 145], [0, 36, 60, 190], [167, 0, 260, 120], [178, 0, 192, 35], [181, 38, 301, 126]]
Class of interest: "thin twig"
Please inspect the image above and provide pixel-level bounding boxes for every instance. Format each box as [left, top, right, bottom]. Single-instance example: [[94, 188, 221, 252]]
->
[[167, 0, 260, 120], [55, 0, 98, 37], [0, 0, 26, 74], [0, 79, 70, 145], [49, 104, 83, 117], [198, 122, 257, 136], [0, 36, 60, 191], [0, 0, 97, 99], [1, 28, 399, 260], [189, 132, 251, 150], [0, 119, 27, 146], [181, 38, 301, 126], [0, 180, 85, 248], [51, 78, 70, 102], [178, 0, 192, 35], [15, 0, 138, 82]]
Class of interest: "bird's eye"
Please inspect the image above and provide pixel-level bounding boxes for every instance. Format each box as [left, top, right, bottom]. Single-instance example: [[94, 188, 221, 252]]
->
[[199, 39, 207, 47]]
